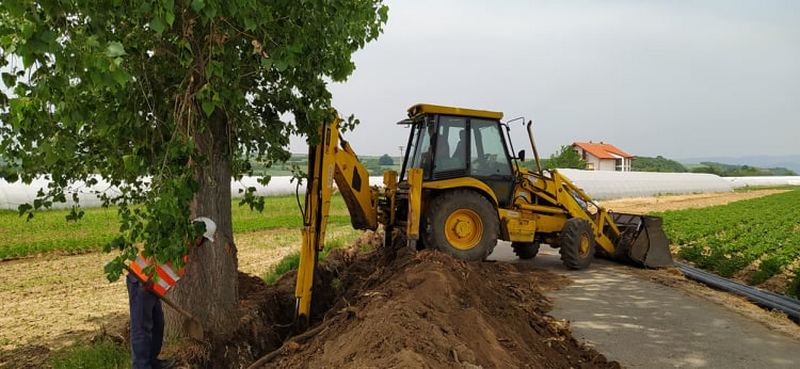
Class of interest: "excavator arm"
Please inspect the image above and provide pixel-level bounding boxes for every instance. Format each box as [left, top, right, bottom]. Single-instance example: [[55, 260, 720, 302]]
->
[[294, 116, 379, 321]]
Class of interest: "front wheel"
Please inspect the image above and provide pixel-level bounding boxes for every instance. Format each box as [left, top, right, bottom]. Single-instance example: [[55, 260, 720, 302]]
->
[[423, 190, 498, 261], [559, 218, 595, 269]]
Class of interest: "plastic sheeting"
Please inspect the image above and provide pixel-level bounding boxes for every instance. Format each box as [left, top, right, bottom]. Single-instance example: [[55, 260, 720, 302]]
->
[[724, 176, 800, 188], [0, 176, 385, 210], [556, 169, 734, 200], [0, 171, 739, 210]]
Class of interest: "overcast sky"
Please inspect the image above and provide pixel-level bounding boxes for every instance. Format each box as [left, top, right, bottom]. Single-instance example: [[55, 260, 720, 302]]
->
[[290, 0, 800, 159]]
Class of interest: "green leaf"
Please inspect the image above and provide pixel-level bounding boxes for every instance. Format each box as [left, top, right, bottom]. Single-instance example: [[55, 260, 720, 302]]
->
[[105, 42, 126, 58], [111, 69, 130, 86], [244, 17, 256, 31], [150, 17, 166, 34], [165, 11, 175, 26], [1, 72, 16, 88], [191, 0, 205, 12], [201, 99, 215, 116]]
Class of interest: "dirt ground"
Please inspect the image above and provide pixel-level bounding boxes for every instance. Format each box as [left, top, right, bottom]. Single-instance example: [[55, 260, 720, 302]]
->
[[598, 189, 787, 213], [0, 225, 358, 363], [0, 189, 786, 367], [180, 243, 620, 369]]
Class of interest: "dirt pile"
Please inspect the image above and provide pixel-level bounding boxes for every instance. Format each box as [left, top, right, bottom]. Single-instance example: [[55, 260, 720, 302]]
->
[[262, 248, 618, 369], [185, 234, 620, 369]]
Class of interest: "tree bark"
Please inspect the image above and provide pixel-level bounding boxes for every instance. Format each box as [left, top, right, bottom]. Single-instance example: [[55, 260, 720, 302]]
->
[[165, 109, 239, 337]]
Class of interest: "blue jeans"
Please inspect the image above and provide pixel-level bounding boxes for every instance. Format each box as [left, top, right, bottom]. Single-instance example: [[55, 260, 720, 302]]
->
[[127, 274, 164, 369]]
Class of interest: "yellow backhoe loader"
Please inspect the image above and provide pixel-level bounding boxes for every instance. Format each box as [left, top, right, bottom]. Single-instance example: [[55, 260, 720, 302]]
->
[[293, 104, 672, 320]]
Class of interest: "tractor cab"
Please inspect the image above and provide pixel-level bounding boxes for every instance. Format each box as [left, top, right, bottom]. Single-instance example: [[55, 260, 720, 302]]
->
[[399, 104, 516, 207]]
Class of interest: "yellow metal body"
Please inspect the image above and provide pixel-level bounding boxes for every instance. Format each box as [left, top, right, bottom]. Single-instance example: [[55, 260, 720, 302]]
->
[[445, 208, 484, 250], [294, 117, 379, 320], [294, 103, 635, 320], [507, 169, 621, 255], [405, 168, 423, 242], [407, 103, 503, 120]]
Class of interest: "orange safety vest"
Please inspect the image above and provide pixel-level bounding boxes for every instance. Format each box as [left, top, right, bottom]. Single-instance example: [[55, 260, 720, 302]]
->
[[128, 254, 186, 297]]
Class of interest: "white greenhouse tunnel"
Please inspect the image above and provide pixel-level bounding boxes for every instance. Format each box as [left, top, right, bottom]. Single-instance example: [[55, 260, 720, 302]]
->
[[723, 176, 800, 188], [556, 169, 736, 200], [1, 171, 797, 210]]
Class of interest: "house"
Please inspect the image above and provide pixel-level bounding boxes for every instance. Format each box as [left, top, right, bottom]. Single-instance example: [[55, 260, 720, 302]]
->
[[572, 141, 633, 171]]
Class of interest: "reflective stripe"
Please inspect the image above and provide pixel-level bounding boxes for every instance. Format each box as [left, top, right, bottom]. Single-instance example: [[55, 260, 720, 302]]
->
[[128, 252, 188, 297], [158, 263, 180, 285], [129, 256, 150, 283], [150, 281, 168, 297], [134, 255, 148, 269]]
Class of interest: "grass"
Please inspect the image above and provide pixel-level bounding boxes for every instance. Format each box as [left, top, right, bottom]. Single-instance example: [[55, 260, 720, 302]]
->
[[262, 231, 362, 284], [0, 194, 351, 259], [733, 184, 800, 193], [49, 340, 129, 369], [656, 188, 800, 295]]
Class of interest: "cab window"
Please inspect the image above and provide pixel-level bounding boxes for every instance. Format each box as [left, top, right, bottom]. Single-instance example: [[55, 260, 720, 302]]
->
[[470, 119, 512, 177], [433, 117, 467, 175], [407, 121, 434, 177]]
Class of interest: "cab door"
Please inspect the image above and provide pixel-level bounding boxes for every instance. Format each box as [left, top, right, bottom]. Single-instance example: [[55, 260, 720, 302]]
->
[[468, 119, 514, 207]]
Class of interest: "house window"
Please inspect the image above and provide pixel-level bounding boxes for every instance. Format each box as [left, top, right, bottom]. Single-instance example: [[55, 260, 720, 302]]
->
[[586, 162, 595, 170], [615, 158, 623, 171]]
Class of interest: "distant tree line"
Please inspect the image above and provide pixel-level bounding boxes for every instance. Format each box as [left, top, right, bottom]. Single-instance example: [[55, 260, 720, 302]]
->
[[632, 156, 796, 176], [249, 153, 401, 177], [632, 156, 687, 172], [690, 162, 796, 176], [247, 150, 796, 178]]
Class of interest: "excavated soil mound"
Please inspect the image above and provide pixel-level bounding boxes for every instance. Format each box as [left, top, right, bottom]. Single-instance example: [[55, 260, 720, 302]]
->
[[262, 248, 620, 369], [184, 234, 620, 369]]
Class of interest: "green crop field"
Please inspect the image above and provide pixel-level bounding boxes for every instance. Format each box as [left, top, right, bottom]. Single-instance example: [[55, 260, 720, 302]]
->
[[0, 195, 351, 260], [656, 188, 800, 295]]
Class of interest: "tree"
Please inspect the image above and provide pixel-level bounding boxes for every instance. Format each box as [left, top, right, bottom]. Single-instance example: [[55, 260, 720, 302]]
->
[[545, 145, 587, 170], [378, 153, 393, 166], [632, 156, 687, 173], [0, 1, 387, 337]]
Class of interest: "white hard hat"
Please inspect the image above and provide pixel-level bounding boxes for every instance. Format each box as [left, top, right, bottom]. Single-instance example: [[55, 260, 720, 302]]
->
[[193, 217, 217, 242]]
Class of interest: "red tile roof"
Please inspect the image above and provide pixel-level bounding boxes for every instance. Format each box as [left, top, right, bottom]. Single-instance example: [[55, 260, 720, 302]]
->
[[572, 142, 633, 160]]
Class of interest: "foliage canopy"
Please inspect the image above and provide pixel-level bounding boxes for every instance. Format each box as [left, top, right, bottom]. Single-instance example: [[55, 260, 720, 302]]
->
[[632, 156, 687, 173], [0, 0, 388, 280], [544, 145, 587, 170], [378, 153, 393, 165]]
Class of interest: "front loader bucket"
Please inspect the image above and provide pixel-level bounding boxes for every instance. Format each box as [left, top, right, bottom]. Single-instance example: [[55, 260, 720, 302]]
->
[[611, 213, 673, 268]]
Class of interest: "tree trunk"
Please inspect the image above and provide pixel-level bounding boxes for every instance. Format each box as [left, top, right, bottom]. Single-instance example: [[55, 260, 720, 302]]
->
[[165, 109, 239, 337]]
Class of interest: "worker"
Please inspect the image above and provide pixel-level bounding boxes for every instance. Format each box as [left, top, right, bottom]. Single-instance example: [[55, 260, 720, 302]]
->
[[126, 217, 216, 369], [452, 129, 467, 161]]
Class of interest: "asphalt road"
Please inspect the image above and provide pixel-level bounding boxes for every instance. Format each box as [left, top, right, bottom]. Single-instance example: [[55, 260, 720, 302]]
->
[[488, 242, 800, 369]]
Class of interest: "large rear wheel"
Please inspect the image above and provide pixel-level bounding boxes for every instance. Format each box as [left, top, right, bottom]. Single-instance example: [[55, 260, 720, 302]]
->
[[423, 190, 498, 261], [511, 242, 540, 260], [559, 218, 595, 269]]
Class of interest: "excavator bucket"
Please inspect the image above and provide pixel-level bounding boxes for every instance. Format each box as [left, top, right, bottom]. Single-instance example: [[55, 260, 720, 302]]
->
[[610, 213, 673, 268]]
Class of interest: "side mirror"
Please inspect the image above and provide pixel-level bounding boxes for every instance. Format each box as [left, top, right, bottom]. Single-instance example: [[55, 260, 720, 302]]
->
[[517, 149, 526, 161]]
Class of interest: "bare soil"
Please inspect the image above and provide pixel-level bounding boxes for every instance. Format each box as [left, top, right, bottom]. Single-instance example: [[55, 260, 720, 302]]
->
[[180, 239, 619, 369], [0, 225, 357, 367], [599, 189, 787, 214]]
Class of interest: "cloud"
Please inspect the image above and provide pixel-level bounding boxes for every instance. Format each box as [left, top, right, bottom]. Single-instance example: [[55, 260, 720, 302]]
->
[[288, 0, 800, 159]]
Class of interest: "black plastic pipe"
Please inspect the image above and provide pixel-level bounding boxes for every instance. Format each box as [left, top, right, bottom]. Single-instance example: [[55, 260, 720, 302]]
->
[[675, 262, 800, 322]]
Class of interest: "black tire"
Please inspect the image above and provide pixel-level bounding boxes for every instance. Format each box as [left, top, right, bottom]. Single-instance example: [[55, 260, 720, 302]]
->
[[559, 218, 595, 270], [511, 242, 540, 260], [422, 189, 498, 261]]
